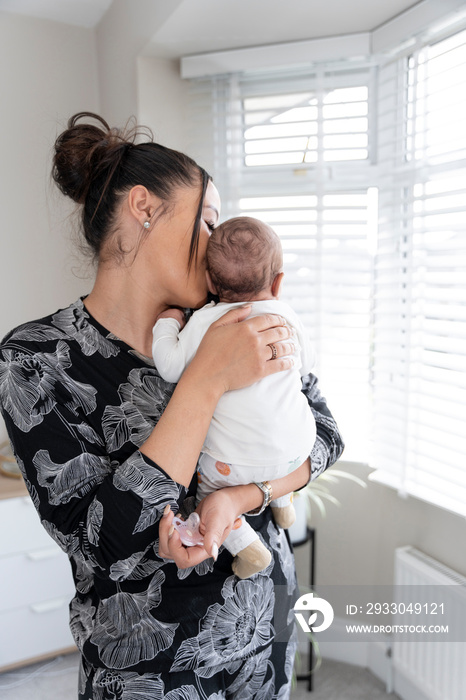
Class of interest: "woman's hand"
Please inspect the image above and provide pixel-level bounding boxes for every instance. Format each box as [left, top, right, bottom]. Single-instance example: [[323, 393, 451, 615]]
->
[[194, 488, 245, 561], [158, 496, 242, 568], [157, 459, 311, 569], [189, 305, 296, 396], [158, 503, 215, 568]]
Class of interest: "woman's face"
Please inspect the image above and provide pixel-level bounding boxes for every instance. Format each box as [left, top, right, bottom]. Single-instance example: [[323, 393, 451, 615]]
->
[[153, 179, 221, 310]]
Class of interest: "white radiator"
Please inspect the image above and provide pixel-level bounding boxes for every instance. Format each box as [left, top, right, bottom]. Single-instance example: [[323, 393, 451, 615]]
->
[[393, 546, 466, 700]]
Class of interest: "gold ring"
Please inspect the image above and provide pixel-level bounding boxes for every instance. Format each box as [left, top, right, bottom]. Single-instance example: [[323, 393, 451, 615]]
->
[[269, 343, 277, 360]]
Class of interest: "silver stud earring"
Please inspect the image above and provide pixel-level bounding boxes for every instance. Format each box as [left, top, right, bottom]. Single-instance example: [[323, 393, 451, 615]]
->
[[143, 221, 150, 229]]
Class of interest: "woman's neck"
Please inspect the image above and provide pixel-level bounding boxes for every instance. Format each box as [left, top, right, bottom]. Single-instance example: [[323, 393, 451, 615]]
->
[[85, 267, 166, 358]]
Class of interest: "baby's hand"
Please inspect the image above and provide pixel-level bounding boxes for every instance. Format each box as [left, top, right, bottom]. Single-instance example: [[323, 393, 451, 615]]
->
[[157, 307, 187, 329]]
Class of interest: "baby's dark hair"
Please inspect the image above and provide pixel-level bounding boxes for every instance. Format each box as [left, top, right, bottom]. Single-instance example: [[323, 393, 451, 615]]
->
[[206, 216, 283, 302]]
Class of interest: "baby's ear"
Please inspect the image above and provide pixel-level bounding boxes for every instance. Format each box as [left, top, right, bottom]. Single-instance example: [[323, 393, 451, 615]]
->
[[206, 270, 217, 295], [271, 272, 284, 299]]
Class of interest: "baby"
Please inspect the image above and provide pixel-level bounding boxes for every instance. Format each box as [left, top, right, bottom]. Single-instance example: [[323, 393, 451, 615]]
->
[[152, 216, 316, 578]]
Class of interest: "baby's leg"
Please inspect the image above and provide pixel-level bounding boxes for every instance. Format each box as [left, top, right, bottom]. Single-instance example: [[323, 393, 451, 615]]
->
[[196, 454, 272, 578], [271, 493, 296, 529], [268, 455, 310, 529], [224, 517, 272, 578]]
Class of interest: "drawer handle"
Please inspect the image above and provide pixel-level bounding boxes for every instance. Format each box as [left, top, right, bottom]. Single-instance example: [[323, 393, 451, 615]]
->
[[30, 598, 67, 614], [27, 548, 61, 561]]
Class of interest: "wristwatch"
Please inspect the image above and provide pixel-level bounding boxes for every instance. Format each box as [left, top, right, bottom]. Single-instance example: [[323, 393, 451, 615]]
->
[[247, 480, 273, 516]]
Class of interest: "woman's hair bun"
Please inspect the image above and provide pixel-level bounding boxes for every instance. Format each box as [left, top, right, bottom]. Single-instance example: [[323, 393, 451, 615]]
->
[[52, 112, 131, 204]]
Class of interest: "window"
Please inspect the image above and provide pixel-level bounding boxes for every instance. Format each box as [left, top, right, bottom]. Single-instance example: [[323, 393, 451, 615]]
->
[[189, 65, 376, 462], [371, 29, 466, 516], [243, 85, 369, 166], [187, 23, 466, 514]]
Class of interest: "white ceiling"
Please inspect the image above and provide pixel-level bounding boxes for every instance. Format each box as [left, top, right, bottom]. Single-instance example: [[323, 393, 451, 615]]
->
[[0, 0, 423, 56], [144, 0, 422, 58], [0, 0, 112, 28]]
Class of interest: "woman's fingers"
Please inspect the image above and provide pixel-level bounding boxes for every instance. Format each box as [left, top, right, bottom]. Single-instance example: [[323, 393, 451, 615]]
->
[[265, 340, 296, 362], [243, 312, 289, 333], [212, 304, 252, 326], [158, 504, 212, 568]]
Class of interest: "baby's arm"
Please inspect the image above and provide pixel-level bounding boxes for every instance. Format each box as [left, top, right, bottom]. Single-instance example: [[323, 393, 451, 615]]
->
[[152, 309, 189, 383]]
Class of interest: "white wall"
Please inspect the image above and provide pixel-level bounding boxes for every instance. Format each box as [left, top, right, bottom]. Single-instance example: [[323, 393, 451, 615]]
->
[[137, 56, 190, 153], [96, 0, 184, 125], [294, 461, 466, 615], [0, 12, 100, 440]]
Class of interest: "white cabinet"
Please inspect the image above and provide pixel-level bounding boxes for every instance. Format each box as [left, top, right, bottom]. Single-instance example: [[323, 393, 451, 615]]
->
[[0, 479, 76, 670]]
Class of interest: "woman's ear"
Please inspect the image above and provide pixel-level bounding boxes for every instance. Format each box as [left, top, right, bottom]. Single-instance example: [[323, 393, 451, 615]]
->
[[271, 272, 284, 299], [206, 270, 217, 295], [127, 185, 162, 229]]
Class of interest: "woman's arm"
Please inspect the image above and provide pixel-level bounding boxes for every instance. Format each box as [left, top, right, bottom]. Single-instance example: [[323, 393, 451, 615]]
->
[[159, 459, 311, 566], [301, 372, 345, 482], [159, 373, 345, 566], [140, 305, 295, 488]]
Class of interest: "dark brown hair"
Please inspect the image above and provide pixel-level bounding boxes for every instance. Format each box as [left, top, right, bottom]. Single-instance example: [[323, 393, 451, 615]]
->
[[206, 216, 283, 302], [52, 112, 210, 265]]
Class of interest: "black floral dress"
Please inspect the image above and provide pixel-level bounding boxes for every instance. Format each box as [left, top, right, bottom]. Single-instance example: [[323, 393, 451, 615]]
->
[[0, 299, 344, 699]]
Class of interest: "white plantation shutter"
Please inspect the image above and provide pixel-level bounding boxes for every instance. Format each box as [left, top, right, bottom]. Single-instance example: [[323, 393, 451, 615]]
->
[[188, 64, 376, 462], [186, 21, 466, 513], [371, 28, 466, 515]]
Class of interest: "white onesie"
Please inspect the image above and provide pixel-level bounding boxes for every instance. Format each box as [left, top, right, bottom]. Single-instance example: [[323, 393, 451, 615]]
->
[[152, 299, 316, 555]]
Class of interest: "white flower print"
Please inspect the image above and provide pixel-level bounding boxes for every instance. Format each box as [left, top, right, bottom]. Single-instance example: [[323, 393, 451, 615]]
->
[[171, 576, 275, 678], [114, 452, 184, 534], [92, 668, 164, 700], [71, 421, 104, 446], [109, 551, 164, 582], [52, 301, 119, 358], [8, 322, 65, 344], [176, 556, 215, 580], [267, 520, 296, 594], [164, 687, 201, 700], [41, 518, 77, 554], [34, 449, 112, 505], [0, 341, 97, 432], [70, 597, 97, 650], [14, 454, 42, 510], [90, 569, 178, 668], [102, 368, 173, 452], [274, 624, 298, 699], [226, 645, 273, 699], [87, 499, 104, 546], [72, 546, 101, 595], [78, 656, 92, 698]]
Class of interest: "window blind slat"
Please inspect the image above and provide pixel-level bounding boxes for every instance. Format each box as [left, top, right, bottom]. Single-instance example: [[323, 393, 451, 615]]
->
[[371, 26, 466, 515]]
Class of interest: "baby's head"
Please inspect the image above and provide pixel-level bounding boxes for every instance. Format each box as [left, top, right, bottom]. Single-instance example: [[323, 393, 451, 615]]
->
[[206, 216, 283, 303]]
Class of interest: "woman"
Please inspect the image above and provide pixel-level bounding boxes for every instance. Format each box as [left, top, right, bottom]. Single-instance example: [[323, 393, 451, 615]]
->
[[0, 113, 344, 699]]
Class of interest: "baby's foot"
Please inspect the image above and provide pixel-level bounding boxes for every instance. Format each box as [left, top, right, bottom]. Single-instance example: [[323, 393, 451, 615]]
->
[[231, 540, 272, 579], [271, 504, 296, 529]]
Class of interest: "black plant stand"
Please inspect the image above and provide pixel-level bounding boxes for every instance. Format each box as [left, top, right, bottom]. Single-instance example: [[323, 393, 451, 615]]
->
[[294, 527, 316, 692]]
